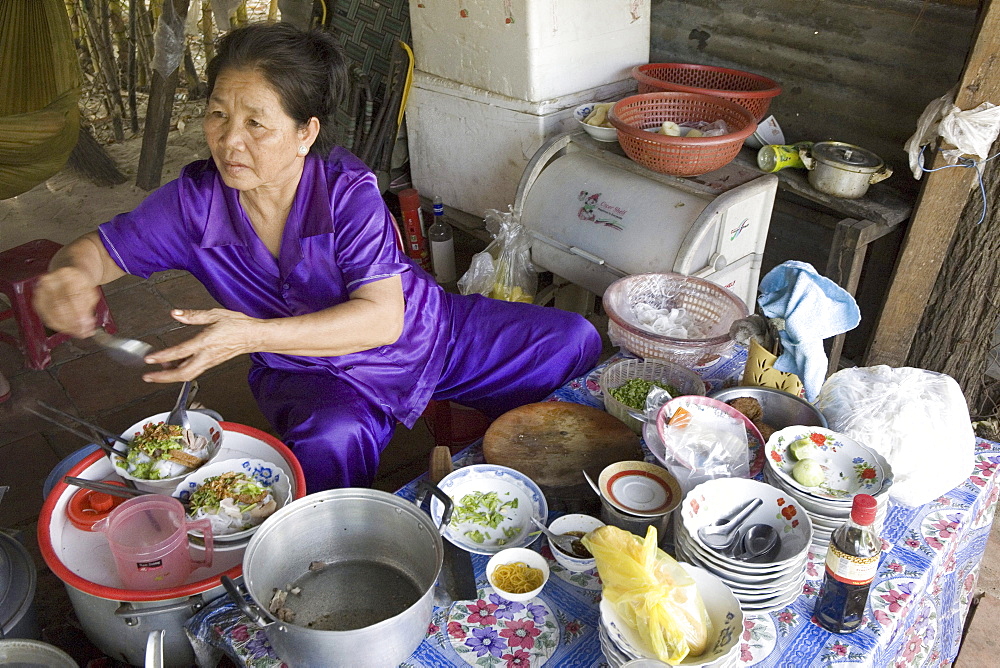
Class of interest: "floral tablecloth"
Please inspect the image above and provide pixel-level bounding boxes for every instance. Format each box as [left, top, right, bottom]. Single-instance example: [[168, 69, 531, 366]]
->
[[188, 349, 1000, 667]]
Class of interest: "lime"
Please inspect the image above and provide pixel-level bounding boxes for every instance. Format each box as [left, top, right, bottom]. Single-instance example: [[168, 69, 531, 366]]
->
[[792, 459, 825, 487], [788, 438, 816, 461]]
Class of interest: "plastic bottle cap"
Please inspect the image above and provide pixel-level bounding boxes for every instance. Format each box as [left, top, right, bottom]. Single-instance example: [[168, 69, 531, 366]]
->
[[851, 493, 878, 525], [398, 188, 420, 209], [90, 492, 115, 512]]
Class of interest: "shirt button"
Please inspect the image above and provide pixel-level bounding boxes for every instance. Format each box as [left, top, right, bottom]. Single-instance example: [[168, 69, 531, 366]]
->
[[282, 283, 290, 290]]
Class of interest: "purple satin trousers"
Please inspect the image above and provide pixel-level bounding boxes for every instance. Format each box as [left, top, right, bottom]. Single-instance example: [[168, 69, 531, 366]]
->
[[249, 294, 602, 491]]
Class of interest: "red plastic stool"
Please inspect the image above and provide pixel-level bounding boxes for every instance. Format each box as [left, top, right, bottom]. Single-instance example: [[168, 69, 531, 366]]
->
[[0, 239, 117, 370]]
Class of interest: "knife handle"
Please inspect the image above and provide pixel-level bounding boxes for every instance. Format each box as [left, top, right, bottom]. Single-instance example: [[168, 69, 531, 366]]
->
[[429, 445, 453, 484]]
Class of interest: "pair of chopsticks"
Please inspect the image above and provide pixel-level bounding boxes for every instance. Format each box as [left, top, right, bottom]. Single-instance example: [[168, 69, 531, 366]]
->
[[62, 476, 150, 499], [27, 401, 129, 457]]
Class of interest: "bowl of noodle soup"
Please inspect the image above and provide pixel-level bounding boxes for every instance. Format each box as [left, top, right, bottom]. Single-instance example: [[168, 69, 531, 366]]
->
[[486, 547, 549, 602]]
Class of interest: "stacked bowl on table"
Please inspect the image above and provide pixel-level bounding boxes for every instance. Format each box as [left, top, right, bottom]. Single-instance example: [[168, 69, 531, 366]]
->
[[762, 426, 892, 552], [673, 478, 813, 613], [598, 563, 744, 667]]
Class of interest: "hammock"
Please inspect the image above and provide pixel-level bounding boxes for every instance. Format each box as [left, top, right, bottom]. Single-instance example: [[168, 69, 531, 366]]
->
[[0, 0, 81, 199]]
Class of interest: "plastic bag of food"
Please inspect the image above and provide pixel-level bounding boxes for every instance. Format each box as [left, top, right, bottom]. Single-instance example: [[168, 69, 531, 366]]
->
[[457, 208, 537, 302], [815, 365, 975, 507], [582, 525, 712, 664]]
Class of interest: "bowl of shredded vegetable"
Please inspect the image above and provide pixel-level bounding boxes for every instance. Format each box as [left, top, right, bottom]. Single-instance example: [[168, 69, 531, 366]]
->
[[601, 357, 706, 434], [111, 411, 224, 493], [430, 464, 548, 555], [486, 547, 550, 602]]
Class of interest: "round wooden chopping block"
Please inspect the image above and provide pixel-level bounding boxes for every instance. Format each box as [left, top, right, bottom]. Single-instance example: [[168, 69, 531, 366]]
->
[[483, 402, 643, 489]]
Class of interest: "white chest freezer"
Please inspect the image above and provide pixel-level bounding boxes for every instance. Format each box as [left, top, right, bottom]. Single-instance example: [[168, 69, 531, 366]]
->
[[514, 132, 778, 308]]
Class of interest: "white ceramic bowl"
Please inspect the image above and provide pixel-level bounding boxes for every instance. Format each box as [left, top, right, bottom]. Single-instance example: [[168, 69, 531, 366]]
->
[[486, 547, 550, 602], [430, 464, 548, 555], [600, 562, 743, 666], [546, 514, 605, 572], [680, 477, 812, 567], [575, 102, 619, 142], [173, 458, 291, 541], [598, 461, 682, 518], [110, 412, 224, 493]]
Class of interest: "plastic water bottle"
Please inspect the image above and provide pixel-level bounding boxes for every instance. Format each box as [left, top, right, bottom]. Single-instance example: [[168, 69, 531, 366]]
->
[[429, 195, 456, 283]]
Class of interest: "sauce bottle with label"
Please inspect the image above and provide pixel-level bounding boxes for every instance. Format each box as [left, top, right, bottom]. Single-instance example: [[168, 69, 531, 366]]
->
[[814, 494, 881, 633]]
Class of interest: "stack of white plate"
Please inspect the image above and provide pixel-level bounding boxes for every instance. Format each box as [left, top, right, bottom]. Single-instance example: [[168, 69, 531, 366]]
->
[[599, 563, 743, 667], [674, 478, 813, 613], [762, 426, 893, 551]]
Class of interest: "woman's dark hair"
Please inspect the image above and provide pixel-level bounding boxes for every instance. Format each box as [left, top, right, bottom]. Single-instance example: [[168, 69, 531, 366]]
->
[[206, 22, 348, 156]]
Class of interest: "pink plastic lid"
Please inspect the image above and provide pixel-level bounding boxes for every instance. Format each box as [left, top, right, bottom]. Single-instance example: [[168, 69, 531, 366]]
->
[[851, 494, 878, 525]]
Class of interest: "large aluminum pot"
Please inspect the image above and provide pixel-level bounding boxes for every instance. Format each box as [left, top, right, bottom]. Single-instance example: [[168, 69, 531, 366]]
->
[[0, 532, 38, 639], [224, 483, 450, 668]]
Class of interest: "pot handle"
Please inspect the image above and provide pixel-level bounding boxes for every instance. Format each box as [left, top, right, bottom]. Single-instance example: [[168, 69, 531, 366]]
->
[[415, 479, 454, 531], [869, 165, 893, 185], [144, 629, 164, 668], [798, 145, 816, 171], [114, 597, 205, 619], [221, 575, 273, 628]]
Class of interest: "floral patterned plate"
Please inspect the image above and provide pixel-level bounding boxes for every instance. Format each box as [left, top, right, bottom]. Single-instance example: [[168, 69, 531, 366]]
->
[[764, 426, 887, 501], [430, 464, 548, 555]]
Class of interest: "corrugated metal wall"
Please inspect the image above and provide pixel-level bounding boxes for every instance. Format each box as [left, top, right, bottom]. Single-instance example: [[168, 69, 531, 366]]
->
[[649, 0, 980, 192]]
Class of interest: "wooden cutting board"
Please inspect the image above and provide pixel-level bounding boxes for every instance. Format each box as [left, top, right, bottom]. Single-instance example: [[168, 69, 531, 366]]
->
[[483, 402, 643, 489]]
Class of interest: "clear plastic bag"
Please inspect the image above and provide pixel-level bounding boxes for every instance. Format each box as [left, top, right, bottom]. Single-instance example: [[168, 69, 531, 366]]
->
[[582, 525, 712, 664], [906, 88, 1000, 178], [815, 365, 975, 507], [457, 208, 537, 302]]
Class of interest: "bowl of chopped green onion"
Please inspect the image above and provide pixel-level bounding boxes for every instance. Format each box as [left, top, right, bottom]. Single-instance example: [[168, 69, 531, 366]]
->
[[430, 464, 548, 555], [601, 357, 706, 434]]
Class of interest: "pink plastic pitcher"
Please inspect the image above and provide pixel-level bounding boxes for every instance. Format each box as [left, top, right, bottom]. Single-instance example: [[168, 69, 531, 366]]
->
[[94, 495, 214, 590]]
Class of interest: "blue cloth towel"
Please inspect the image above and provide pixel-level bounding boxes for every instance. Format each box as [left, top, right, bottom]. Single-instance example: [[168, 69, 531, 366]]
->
[[757, 261, 860, 401]]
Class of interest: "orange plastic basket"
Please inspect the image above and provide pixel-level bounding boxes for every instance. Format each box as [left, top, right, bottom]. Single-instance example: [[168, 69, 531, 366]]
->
[[632, 63, 781, 121], [609, 92, 757, 177]]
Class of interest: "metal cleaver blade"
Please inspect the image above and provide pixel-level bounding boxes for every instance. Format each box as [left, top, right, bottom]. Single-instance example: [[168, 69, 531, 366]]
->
[[429, 445, 479, 602]]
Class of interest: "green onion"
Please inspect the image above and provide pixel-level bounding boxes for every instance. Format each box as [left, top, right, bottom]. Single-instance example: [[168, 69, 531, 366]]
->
[[608, 378, 680, 410]]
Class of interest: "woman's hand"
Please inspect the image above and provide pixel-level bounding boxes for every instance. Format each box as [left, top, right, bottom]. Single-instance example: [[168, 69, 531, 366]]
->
[[142, 308, 260, 383], [33, 266, 104, 338]]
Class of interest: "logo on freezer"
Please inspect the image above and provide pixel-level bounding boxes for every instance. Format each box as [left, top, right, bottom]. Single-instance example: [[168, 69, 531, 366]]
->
[[730, 218, 750, 241], [577, 191, 625, 231]]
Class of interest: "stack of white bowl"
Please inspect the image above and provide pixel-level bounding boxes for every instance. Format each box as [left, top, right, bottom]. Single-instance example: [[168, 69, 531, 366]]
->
[[762, 426, 893, 552], [673, 478, 813, 613], [598, 563, 743, 667]]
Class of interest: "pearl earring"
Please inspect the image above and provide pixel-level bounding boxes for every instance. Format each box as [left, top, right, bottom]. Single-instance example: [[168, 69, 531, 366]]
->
[[298, 146, 307, 154]]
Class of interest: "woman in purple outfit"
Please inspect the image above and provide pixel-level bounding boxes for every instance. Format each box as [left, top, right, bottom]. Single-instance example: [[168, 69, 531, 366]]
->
[[33, 23, 601, 492]]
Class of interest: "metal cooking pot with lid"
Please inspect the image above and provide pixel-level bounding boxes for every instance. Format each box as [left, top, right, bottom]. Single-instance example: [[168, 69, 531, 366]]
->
[[0, 531, 38, 640], [223, 482, 452, 668], [800, 141, 892, 199]]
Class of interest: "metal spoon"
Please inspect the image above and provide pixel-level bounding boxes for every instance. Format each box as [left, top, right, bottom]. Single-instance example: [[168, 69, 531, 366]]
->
[[582, 470, 603, 499], [91, 329, 154, 367], [165, 381, 193, 431], [697, 498, 763, 549], [530, 517, 583, 557], [729, 523, 780, 562]]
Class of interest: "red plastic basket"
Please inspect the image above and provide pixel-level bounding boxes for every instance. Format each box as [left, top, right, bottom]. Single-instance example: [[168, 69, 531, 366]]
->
[[632, 63, 781, 121], [609, 92, 757, 177]]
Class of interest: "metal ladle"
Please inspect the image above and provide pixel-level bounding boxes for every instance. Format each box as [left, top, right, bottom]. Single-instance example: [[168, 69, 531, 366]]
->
[[90, 329, 153, 367]]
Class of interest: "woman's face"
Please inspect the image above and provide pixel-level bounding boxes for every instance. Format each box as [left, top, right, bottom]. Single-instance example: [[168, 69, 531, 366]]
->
[[203, 67, 318, 193]]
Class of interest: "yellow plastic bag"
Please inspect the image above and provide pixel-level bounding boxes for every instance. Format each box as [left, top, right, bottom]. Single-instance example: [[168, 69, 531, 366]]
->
[[582, 525, 712, 664]]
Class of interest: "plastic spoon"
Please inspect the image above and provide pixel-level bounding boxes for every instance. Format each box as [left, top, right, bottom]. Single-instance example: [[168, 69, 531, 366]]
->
[[697, 497, 763, 549]]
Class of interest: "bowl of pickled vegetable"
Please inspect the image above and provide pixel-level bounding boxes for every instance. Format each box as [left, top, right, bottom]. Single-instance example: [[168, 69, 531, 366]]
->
[[601, 357, 706, 434], [546, 514, 605, 572]]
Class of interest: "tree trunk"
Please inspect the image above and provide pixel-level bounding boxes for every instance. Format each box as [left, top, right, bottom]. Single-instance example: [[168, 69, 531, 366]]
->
[[201, 0, 214, 63], [907, 140, 1000, 420], [127, 0, 139, 132]]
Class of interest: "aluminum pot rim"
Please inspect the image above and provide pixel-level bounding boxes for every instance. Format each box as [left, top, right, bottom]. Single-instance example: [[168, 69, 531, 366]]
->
[[240, 488, 444, 635], [708, 386, 828, 427], [0, 533, 36, 637]]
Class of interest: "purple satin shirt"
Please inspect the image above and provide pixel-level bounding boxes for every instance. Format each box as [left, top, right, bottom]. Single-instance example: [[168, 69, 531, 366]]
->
[[99, 148, 447, 428]]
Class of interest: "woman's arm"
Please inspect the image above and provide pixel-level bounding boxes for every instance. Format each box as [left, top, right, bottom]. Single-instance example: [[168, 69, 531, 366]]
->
[[140, 274, 405, 383], [33, 232, 128, 337]]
